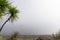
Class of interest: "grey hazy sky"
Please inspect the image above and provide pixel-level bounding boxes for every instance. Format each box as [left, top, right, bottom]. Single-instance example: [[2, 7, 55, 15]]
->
[[1, 0, 60, 35]]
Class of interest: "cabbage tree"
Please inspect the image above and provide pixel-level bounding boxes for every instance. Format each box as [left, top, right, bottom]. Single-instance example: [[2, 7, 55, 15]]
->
[[0, 0, 19, 32]]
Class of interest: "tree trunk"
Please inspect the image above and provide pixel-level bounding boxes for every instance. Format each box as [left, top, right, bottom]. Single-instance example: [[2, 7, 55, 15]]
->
[[0, 16, 11, 32]]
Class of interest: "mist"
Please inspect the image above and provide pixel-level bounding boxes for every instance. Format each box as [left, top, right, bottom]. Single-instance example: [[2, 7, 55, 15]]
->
[[0, 0, 60, 35]]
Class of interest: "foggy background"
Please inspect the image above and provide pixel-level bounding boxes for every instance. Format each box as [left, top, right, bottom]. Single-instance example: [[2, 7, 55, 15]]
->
[[0, 0, 60, 35]]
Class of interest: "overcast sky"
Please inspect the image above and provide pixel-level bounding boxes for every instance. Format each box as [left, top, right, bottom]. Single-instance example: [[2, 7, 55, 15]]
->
[[0, 0, 60, 35]]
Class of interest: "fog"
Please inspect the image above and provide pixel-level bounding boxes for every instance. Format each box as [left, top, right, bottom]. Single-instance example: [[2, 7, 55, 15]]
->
[[0, 0, 60, 35]]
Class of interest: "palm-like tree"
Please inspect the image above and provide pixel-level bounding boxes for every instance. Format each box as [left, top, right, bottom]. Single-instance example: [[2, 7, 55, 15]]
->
[[0, 0, 19, 32]]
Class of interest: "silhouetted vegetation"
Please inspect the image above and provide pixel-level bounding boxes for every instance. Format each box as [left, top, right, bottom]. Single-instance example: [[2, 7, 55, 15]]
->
[[7, 32, 19, 40], [53, 31, 60, 40], [36, 37, 43, 40]]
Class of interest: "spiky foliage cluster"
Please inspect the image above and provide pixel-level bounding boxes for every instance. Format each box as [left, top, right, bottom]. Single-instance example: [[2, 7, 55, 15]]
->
[[0, 0, 18, 22], [9, 7, 18, 22]]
